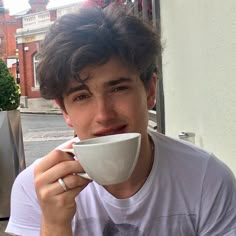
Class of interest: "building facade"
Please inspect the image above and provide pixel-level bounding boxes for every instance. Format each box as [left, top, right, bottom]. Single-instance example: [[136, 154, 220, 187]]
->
[[15, 1, 83, 108], [0, 0, 20, 77]]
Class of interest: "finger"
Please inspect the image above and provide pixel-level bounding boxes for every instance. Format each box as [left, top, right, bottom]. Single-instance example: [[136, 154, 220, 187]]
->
[[59, 142, 76, 159], [34, 149, 75, 175], [53, 175, 91, 195], [57, 185, 90, 201], [57, 175, 92, 193], [49, 175, 91, 195], [39, 175, 91, 198], [40, 159, 85, 184], [63, 142, 75, 149], [35, 161, 85, 190], [56, 138, 77, 150]]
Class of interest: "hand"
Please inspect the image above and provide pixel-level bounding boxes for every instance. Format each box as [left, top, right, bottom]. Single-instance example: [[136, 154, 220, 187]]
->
[[34, 145, 92, 235]]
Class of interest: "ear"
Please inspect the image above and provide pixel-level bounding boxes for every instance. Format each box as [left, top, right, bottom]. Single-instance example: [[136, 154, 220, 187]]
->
[[147, 74, 157, 110], [55, 99, 73, 127], [62, 110, 73, 127]]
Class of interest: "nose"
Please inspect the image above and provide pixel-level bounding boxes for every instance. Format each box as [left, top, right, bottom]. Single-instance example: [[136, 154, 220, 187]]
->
[[94, 96, 116, 125]]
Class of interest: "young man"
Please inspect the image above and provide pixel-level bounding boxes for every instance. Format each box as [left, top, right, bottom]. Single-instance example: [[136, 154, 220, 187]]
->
[[6, 4, 236, 236]]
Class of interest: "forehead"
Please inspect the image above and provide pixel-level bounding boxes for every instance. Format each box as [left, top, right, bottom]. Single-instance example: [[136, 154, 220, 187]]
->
[[83, 57, 137, 77], [70, 57, 139, 87]]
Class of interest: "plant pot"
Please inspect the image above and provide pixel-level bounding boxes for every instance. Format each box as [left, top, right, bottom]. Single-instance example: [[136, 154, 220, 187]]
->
[[0, 110, 26, 218]]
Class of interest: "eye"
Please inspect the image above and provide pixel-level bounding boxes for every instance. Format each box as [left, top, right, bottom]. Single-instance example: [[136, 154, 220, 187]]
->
[[112, 86, 129, 92], [73, 93, 91, 102]]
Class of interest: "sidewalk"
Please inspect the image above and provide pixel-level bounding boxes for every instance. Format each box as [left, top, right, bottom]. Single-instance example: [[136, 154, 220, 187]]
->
[[19, 97, 63, 115], [20, 107, 62, 115]]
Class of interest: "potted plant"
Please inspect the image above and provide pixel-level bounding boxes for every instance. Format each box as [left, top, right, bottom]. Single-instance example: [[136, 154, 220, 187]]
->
[[0, 58, 26, 219]]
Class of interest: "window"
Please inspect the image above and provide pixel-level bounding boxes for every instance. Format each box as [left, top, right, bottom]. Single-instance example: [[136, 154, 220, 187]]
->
[[0, 35, 2, 47], [33, 53, 39, 87]]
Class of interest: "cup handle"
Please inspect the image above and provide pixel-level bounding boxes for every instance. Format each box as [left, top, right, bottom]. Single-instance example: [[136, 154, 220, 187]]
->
[[60, 148, 92, 180], [60, 148, 75, 155], [76, 172, 92, 180]]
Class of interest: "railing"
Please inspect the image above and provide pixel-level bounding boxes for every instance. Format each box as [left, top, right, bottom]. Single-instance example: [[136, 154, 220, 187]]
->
[[136, 0, 164, 134], [22, 11, 51, 29], [21, 4, 82, 30], [148, 110, 158, 131]]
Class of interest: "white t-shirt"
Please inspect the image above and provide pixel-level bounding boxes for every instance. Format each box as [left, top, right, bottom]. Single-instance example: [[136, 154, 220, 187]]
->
[[6, 131, 236, 236]]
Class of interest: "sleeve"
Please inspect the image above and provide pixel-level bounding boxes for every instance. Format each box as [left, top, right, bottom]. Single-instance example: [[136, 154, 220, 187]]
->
[[6, 138, 79, 236], [197, 154, 236, 236], [5, 161, 42, 236]]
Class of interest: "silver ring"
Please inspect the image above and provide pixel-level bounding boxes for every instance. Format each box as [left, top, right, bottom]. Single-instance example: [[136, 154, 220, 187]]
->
[[58, 178, 68, 192]]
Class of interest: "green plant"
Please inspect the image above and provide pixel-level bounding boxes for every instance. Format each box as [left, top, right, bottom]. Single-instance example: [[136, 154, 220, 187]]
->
[[0, 59, 20, 111]]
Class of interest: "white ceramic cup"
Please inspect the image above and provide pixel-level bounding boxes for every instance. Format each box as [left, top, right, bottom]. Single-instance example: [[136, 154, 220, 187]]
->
[[61, 133, 141, 185]]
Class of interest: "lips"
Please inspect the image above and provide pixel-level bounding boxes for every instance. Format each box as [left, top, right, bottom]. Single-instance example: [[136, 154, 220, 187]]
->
[[94, 125, 127, 137]]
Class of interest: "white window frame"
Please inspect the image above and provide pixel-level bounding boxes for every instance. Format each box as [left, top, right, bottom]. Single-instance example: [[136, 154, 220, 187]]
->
[[33, 53, 39, 87]]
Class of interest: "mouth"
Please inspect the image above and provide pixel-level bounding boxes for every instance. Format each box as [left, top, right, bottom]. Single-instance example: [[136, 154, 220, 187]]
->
[[94, 125, 127, 137]]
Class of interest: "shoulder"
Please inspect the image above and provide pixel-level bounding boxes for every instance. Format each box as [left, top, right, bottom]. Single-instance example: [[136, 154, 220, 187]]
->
[[151, 130, 234, 174], [150, 130, 210, 157], [150, 130, 236, 192], [197, 156, 236, 234], [6, 160, 42, 235], [150, 130, 212, 169], [201, 154, 236, 200], [149, 131, 236, 234], [11, 159, 41, 200]]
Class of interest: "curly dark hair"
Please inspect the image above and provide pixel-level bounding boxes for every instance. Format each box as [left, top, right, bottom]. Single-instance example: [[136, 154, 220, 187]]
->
[[37, 3, 162, 109]]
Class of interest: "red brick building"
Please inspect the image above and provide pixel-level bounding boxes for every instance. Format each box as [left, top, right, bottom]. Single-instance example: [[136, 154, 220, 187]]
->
[[16, 0, 50, 102], [15, 1, 82, 108], [0, 0, 20, 77]]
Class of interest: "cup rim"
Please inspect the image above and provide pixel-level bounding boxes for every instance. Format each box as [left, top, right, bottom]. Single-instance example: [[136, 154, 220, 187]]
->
[[73, 132, 141, 147]]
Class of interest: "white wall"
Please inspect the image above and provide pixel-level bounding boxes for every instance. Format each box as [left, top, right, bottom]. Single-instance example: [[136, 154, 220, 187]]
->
[[160, 0, 236, 174]]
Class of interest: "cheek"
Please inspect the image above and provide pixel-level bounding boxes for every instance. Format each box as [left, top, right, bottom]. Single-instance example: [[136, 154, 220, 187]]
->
[[135, 92, 149, 123], [67, 110, 93, 133], [126, 93, 149, 121]]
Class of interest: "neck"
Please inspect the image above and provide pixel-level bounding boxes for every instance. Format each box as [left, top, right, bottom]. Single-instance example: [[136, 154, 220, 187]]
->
[[104, 133, 154, 199]]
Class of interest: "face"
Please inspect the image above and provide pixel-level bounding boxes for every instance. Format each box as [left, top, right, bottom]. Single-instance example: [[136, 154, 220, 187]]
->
[[62, 57, 156, 141]]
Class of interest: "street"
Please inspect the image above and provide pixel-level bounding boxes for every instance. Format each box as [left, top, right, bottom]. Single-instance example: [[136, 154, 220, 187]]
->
[[21, 113, 74, 166]]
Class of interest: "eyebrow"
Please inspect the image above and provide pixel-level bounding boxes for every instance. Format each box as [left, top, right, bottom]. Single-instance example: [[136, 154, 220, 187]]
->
[[104, 77, 133, 87], [65, 77, 133, 96], [65, 83, 89, 96]]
